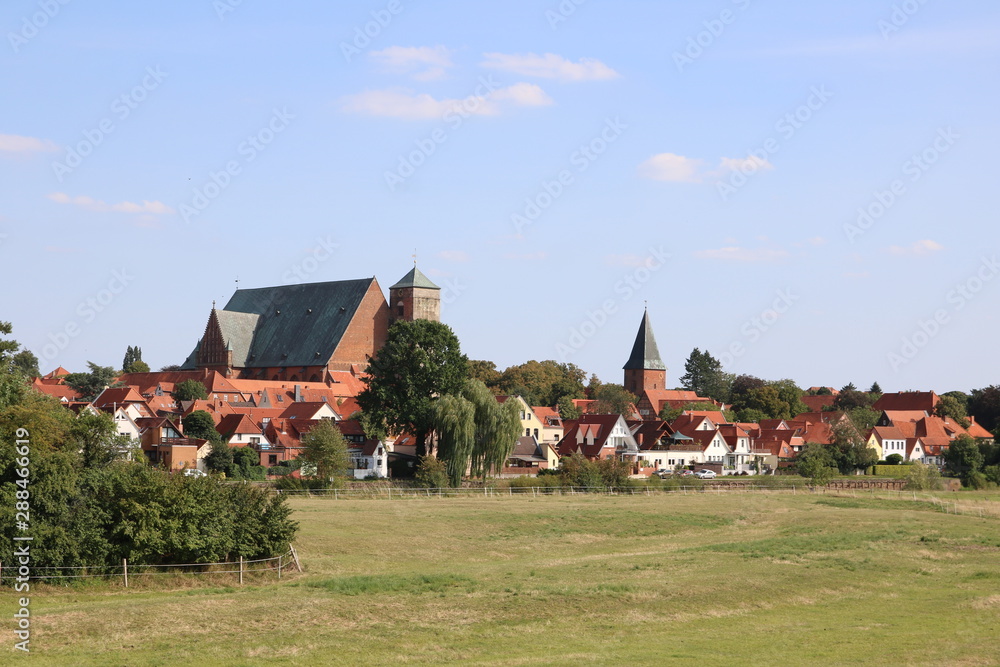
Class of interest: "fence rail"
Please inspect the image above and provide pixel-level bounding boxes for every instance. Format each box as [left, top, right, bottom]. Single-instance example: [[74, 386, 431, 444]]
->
[[0, 546, 302, 586], [276, 484, 880, 499]]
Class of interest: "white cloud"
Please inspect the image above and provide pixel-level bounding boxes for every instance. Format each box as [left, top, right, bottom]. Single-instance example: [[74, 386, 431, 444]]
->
[[481, 52, 619, 82], [504, 252, 548, 261], [0, 134, 58, 154], [694, 246, 789, 262], [888, 239, 944, 256], [47, 192, 174, 215], [638, 153, 773, 183], [605, 254, 659, 268], [437, 250, 470, 262], [371, 45, 454, 81], [638, 153, 705, 183], [340, 84, 552, 120]]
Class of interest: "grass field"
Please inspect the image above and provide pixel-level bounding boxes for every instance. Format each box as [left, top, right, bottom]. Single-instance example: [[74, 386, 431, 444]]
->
[[12, 490, 1000, 665]]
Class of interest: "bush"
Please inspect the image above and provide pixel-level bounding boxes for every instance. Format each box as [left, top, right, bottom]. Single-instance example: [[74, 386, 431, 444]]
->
[[904, 462, 942, 491], [885, 454, 904, 465], [871, 465, 911, 477], [414, 456, 450, 489]]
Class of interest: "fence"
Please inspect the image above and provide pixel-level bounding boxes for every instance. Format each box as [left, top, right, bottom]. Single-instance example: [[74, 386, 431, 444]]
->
[[0, 546, 302, 587], [277, 484, 838, 499]]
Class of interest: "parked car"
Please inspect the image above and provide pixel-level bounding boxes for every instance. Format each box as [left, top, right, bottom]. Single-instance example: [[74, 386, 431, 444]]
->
[[655, 468, 673, 478], [679, 470, 694, 477], [183, 468, 207, 477], [694, 469, 717, 479]]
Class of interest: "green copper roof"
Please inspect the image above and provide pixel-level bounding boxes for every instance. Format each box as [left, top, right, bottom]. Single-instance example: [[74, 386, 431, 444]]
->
[[623, 310, 666, 371], [390, 266, 440, 290]]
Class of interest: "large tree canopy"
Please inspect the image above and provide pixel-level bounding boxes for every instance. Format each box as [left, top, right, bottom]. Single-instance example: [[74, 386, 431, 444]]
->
[[65, 362, 121, 402], [678, 348, 731, 402], [496, 360, 587, 407], [357, 320, 469, 457]]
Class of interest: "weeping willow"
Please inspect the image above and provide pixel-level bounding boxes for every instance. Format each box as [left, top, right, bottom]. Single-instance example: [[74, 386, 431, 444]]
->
[[432, 394, 475, 487], [433, 380, 524, 484]]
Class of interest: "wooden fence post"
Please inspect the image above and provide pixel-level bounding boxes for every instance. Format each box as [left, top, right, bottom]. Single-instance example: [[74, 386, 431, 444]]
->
[[290, 545, 303, 573], [239, 556, 244, 585], [277, 553, 282, 580], [123, 558, 129, 588]]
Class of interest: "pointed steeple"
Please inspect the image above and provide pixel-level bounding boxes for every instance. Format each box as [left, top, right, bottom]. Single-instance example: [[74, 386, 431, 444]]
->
[[623, 309, 665, 371], [390, 266, 440, 290]]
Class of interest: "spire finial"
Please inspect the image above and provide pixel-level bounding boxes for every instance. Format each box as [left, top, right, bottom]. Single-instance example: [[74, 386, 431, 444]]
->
[[212, 299, 216, 309]]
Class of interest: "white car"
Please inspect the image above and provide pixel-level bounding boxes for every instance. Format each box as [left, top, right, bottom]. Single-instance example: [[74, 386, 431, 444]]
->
[[694, 469, 717, 479], [183, 469, 207, 477]]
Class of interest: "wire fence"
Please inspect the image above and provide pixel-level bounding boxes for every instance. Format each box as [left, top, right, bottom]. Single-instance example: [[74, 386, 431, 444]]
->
[[0, 547, 302, 586]]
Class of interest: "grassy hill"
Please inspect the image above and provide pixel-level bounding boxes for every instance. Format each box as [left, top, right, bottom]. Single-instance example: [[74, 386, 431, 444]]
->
[[19, 491, 1000, 665]]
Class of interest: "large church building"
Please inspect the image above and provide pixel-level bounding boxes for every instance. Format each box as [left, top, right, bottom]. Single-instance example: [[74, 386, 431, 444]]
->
[[183, 266, 440, 382]]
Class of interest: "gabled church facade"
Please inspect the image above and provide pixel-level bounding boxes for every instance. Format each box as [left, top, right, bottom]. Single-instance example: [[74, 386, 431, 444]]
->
[[183, 267, 441, 382]]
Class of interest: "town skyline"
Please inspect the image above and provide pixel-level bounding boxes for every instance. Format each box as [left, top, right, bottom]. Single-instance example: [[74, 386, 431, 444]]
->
[[2, 1, 998, 392]]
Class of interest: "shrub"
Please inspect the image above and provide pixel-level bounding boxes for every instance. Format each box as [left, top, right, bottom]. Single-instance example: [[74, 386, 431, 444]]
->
[[871, 465, 911, 477], [414, 455, 450, 489], [904, 462, 942, 491], [885, 454, 904, 465]]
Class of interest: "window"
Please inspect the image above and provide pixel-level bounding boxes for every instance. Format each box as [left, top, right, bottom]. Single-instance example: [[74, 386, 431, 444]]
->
[[250, 437, 260, 446], [268, 455, 277, 466], [526, 428, 530, 437], [533, 429, 539, 438]]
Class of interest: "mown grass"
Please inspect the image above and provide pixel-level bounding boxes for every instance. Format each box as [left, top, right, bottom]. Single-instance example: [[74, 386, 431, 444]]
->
[[11, 491, 1000, 665]]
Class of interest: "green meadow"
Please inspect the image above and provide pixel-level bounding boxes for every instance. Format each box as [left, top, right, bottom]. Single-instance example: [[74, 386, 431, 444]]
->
[[12, 491, 1000, 665]]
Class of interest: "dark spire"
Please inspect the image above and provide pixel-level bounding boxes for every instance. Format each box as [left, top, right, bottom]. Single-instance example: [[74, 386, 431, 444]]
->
[[623, 309, 665, 371]]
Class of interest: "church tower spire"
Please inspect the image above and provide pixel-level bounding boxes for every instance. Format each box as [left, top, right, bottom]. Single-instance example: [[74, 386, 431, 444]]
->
[[389, 265, 441, 325], [623, 308, 666, 395]]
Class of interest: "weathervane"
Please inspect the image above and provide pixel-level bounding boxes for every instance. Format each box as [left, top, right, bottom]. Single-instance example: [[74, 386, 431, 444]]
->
[[412, 249, 417, 266]]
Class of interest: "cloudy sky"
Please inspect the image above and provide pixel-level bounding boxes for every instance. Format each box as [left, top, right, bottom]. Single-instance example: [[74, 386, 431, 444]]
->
[[2, 0, 998, 393]]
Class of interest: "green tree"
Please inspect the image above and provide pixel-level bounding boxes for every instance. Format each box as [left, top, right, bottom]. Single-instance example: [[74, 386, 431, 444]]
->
[[869, 382, 883, 395], [834, 389, 876, 413], [497, 360, 586, 407], [461, 380, 521, 478], [11, 350, 39, 379], [122, 346, 149, 374], [588, 383, 638, 417], [65, 362, 121, 402], [796, 443, 836, 485], [466, 360, 502, 391], [171, 379, 209, 403], [679, 348, 730, 401], [904, 462, 942, 491], [232, 445, 264, 480], [885, 453, 904, 465], [557, 395, 582, 420], [847, 407, 880, 432], [935, 394, 970, 428], [828, 421, 878, 474], [770, 379, 808, 417], [968, 386, 1000, 433], [205, 439, 235, 475], [734, 408, 768, 424], [729, 375, 766, 403], [71, 412, 135, 468], [945, 434, 984, 485], [414, 455, 450, 489], [299, 420, 350, 484], [431, 394, 475, 487], [0, 323, 32, 410], [357, 320, 469, 457], [181, 410, 221, 443]]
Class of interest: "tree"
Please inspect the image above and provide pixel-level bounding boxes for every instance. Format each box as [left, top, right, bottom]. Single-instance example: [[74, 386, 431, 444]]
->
[[828, 421, 878, 474], [122, 346, 149, 374], [885, 453, 904, 465], [414, 455, 450, 489], [431, 394, 475, 487], [466, 360, 501, 391], [770, 379, 808, 417], [65, 362, 121, 402], [945, 434, 984, 486], [462, 380, 521, 478], [734, 408, 768, 424], [497, 360, 586, 407], [159, 364, 183, 372], [796, 443, 836, 485], [679, 348, 729, 401], [840, 382, 858, 393], [205, 439, 235, 475], [182, 410, 220, 443], [834, 389, 876, 413], [585, 374, 603, 399], [11, 350, 39, 379], [71, 412, 135, 468], [729, 375, 766, 402], [557, 395, 582, 420], [171, 379, 209, 403], [869, 382, 883, 395], [588, 383, 638, 417], [935, 395, 970, 428], [847, 407, 880, 432], [0, 323, 32, 410], [969, 386, 1000, 433], [357, 320, 469, 457], [299, 420, 350, 484]]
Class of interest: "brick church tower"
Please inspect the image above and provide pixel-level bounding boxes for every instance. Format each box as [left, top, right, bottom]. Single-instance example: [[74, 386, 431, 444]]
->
[[388, 265, 441, 325], [623, 309, 667, 395]]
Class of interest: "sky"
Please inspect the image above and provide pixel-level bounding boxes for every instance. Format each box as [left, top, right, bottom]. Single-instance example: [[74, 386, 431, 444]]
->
[[1, 0, 998, 394]]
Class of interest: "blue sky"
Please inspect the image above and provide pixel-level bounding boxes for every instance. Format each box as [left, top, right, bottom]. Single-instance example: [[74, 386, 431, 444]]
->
[[2, 0, 998, 393]]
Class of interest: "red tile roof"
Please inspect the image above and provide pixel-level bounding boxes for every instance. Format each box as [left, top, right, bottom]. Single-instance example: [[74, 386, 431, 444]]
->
[[873, 391, 939, 413]]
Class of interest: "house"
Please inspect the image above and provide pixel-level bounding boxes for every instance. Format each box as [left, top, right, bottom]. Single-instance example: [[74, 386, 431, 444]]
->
[[92, 386, 155, 420], [503, 436, 558, 475], [873, 391, 940, 413], [278, 401, 339, 422], [215, 413, 268, 449], [532, 406, 565, 451], [557, 414, 640, 463], [628, 419, 673, 470], [136, 417, 208, 472], [338, 419, 389, 479], [869, 425, 907, 461], [498, 396, 547, 443]]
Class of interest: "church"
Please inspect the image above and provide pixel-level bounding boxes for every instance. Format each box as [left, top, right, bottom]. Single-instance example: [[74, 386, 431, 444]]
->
[[182, 266, 441, 382]]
